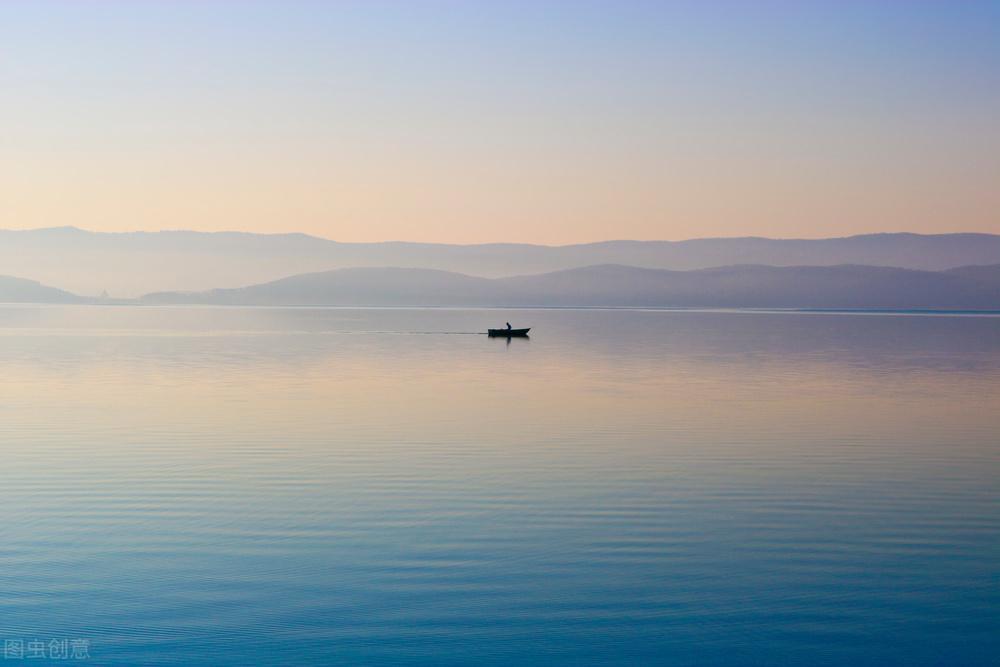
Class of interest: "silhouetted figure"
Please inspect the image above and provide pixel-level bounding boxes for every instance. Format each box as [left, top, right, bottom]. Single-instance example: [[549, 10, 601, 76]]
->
[[506, 322, 512, 330]]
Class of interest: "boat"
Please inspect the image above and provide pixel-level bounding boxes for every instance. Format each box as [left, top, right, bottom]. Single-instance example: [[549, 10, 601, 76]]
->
[[488, 327, 530, 337]]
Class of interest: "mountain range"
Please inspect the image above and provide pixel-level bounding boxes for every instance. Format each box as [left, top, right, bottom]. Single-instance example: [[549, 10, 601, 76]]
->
[[142, 263, 1000, 310], [1, 228, 998, 310], [4, 227, 1000, 297]]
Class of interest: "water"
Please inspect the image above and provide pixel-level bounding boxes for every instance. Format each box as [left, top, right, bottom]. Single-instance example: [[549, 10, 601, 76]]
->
[[0, 306, 997, 665]]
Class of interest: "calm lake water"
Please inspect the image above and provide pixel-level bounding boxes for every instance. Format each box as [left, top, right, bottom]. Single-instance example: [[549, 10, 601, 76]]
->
[[0, 306, 998, 665]]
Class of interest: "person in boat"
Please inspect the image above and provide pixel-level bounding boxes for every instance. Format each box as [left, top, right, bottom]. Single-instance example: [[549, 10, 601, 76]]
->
[[506, 322, 512, 330]]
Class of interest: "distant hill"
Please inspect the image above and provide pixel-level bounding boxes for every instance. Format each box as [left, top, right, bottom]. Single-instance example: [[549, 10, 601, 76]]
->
[[0, 275, 82, 304], [143, 264, 1000, 310], [145, 267, 497, 307], [4, 227, 1000, 297], [945, 263, 1000, 291]]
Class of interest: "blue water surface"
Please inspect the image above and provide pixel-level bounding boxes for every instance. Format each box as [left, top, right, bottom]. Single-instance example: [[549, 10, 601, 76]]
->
[[0, 306, 997, 665]]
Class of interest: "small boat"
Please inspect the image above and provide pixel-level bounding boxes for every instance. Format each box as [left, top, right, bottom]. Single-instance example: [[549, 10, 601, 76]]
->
[[488, 327, 530, 337]]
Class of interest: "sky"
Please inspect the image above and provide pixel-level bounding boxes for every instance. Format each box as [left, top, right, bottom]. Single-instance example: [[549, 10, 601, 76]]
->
[[1, 1, 998, 244]]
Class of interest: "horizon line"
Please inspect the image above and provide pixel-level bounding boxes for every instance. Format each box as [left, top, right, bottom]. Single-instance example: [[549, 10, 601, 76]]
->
[[3, 226, 1000, 247]]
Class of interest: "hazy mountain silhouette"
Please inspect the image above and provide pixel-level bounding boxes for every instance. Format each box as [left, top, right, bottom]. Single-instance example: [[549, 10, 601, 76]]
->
[[945, 263, 1000, 291], [143, 264, 1000, 310], [145, 267, 496, 307], [0, 275, 83, 304], [4, 227, 1000, 297]]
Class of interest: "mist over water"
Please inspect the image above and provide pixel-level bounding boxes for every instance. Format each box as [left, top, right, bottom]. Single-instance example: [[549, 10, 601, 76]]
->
[[1, 306, 998, 665]]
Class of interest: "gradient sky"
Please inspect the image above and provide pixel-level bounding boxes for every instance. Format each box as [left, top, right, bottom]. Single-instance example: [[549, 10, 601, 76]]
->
[[1, 1, 998, 244]]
